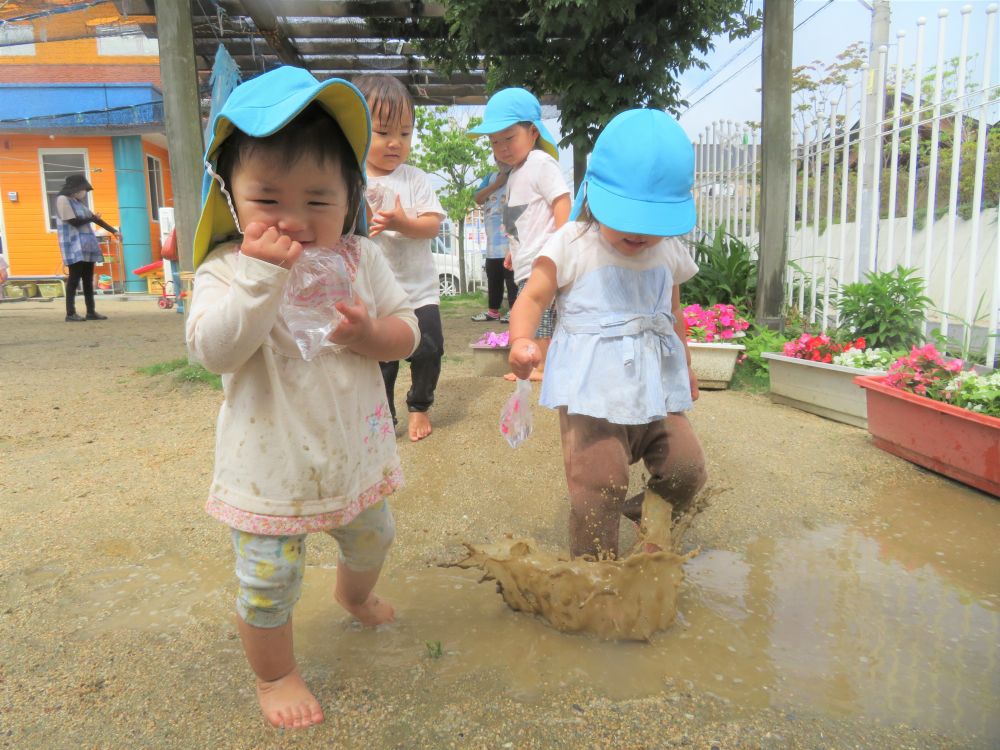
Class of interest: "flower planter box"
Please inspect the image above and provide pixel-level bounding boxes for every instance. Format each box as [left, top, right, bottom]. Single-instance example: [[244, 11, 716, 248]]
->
[[762, 352, 884, 429], [855, 374, 1000, 497], [688, 341, 745, 390], [470, 344, 511, 377]]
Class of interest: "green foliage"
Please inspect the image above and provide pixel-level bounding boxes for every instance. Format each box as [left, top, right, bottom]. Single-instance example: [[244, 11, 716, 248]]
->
[[835, 266, 931, 350], [425, 640, 443, 659], [680, 227, 758, 310], [409, 108, 493, 226], [730, 323, 789, 392], [137, 358, 222, 390], [374, 1, 760, 157]]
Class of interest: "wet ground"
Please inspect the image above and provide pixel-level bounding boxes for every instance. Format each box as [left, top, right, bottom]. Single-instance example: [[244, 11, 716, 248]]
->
[[1, 297, 997, 748]]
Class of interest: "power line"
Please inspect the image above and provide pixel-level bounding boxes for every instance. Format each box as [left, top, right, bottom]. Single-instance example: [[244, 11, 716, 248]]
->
[[684, 0, 836, 114], [682, 1, 802, 103]]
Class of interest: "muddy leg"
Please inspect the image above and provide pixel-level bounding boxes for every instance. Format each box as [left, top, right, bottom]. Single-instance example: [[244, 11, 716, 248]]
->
[[622, 413, 707, 524], [559, 409, 630, 558]]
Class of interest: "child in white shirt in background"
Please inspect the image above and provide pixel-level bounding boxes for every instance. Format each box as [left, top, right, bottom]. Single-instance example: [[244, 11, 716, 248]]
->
[[468, 88, 570, 381], [354, 74, 446, 441]]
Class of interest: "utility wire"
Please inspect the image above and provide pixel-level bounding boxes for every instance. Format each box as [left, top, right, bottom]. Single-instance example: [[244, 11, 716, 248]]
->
[[684, 0, 836, 114]]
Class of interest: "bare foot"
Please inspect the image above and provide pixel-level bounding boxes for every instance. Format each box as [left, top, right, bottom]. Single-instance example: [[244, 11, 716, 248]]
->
[[408, 411, 432, 442], [256, 667, 324, 730], [335, 591, 396, 626]]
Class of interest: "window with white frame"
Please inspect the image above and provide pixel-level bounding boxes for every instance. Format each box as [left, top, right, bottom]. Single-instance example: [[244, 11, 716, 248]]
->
[[0, 24, 36, 56], [147, 155, 164, 222], [96, 24, 158, 56], [40, 152, 89, 231]]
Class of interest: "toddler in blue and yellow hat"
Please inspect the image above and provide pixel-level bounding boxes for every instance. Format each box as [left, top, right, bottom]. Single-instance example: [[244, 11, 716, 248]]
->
[[186, 65, 419, 731]]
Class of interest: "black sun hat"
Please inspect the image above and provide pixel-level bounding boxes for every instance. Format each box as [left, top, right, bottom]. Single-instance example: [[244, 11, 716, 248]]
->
[[59, 174, 93, 195]]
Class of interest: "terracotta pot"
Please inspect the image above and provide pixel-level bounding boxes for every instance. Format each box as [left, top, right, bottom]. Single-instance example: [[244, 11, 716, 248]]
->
[[763, 352, 884, 428], [688, 341, 745, 390], [855, 375, 1000, 497]]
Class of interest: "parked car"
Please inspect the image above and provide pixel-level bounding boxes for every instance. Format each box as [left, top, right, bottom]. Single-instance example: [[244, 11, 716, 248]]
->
[[432, 234, 485, 296]]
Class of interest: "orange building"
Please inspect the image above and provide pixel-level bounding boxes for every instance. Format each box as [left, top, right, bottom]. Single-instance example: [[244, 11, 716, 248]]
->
[[0, 5, 173, 293]]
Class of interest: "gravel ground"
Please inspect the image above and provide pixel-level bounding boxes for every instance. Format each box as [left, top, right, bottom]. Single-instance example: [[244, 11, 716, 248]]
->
[[0, 296, 990, 749]]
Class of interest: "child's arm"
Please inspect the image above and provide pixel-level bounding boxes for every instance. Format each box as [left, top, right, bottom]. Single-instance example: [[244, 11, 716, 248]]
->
[[370, 195, 442, 239], [551, 194, 571, 229], [672, 283, 700, 401], [186, 251, 286, 374], [508, 257, 557, 379]]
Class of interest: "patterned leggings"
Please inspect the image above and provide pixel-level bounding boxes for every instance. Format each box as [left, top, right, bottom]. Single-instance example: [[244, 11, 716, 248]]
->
[[231, 499, 395, 628]]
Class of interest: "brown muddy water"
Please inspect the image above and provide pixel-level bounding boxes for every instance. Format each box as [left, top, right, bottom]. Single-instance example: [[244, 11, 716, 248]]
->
[[64, 473, 999, 744]]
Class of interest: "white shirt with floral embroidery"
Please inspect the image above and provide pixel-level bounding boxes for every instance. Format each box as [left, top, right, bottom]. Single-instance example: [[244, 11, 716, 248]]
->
[[186, 236, 419, 534]]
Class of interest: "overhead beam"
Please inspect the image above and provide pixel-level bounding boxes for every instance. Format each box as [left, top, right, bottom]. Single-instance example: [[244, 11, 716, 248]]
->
[[237, 0, 307, 67], [217, 0, 446, 18]]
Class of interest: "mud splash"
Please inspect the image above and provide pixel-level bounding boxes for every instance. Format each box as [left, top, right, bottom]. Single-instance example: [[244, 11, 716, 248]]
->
[[451, 490, 697, 640]]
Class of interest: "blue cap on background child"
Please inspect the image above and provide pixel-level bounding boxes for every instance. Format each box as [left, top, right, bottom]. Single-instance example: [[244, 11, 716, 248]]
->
[[467, 88, 560, 161], [570, 109, 696, 237], [193, 66, 371, 269]]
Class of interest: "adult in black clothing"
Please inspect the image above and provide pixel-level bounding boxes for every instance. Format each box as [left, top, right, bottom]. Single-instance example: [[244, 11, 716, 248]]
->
[[55, 174, 120, 321]]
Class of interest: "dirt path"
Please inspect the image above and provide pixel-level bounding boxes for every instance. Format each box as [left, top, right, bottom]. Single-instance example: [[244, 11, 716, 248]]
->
[[1, 297, 994, 749]]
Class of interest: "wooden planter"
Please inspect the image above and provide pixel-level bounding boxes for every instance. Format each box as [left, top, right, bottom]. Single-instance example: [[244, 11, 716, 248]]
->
[[688, 341, 745, 390], [855, 375, 1000, 497], [762, 352, 885, 428]]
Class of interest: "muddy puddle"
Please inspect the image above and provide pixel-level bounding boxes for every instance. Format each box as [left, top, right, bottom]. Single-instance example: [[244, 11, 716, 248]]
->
[[66, 475, 999, 743]]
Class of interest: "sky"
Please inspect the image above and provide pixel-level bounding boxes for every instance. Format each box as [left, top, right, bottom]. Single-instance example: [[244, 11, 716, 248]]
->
[[675, 0, 995, 141], [436, 1, 996, 189]]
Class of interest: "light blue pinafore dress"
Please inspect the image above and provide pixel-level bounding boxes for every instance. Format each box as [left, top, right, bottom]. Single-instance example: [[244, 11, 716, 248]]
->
[[539, 261, 693, 425]]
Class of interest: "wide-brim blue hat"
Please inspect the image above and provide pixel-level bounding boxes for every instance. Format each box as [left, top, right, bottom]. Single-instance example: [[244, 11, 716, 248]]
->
[[569, 109, 696, 236], [467, 87, 559, 161], [193, 66, 371, 268]]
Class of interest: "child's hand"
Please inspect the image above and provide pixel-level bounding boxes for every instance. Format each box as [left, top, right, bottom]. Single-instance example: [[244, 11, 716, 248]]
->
[[689, 365, 700, 401], [328, 295, 373, 347], [509, 337, 538, 380], [369, 195, 409, 238], [241, 221, 303, 269], [503, 250, 513, 271]]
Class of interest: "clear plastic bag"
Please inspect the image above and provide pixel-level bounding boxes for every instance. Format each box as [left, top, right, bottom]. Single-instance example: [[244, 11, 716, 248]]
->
[[499, 378, 533, 448], [280, 247, 352, 361], [366, 182, 396, 214]]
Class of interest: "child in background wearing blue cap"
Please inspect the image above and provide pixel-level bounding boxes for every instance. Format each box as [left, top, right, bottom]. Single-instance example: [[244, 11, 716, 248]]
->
[[354, 75, 446, 442], [187, 67, 420, 730], [469, 88, 570, 381], [508, 109, 708, 558]]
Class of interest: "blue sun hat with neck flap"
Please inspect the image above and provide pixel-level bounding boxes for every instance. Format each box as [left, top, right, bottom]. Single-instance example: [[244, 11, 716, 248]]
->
[[193, 65, 371, 269], [570, 109, 696, 237], [467, 87, 560, 161]]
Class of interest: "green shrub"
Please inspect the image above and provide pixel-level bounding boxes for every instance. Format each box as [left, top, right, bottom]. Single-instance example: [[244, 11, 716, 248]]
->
[[681, 227, 758, 310], [835, 266, 931, 350]]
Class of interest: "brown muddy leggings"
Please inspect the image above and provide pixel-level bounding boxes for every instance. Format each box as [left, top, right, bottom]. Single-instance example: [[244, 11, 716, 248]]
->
[[559, 409, 707, 558]]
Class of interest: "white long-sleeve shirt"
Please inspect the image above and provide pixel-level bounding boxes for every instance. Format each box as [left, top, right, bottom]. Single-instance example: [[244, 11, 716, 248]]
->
[[187, 237, 419, 519]]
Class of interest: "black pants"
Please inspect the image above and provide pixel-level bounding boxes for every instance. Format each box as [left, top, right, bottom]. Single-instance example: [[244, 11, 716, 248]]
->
[[380, 304, 444, 419], [484, 257, 517, 311], [66, 261, 96, 316]]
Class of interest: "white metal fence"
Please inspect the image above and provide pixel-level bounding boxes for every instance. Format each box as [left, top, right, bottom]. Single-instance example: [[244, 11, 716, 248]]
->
[[693, 4, 1000, 365]]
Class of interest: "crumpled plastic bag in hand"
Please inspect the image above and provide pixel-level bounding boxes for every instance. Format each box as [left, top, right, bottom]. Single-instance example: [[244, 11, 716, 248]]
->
[[499, 378, 533, 448], [280, 247, 352, 361]]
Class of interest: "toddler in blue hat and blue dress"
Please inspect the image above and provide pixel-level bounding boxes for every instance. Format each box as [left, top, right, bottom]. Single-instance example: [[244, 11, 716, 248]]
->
[[469, 88, 571, 380], [508, 109, 708, 559]]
